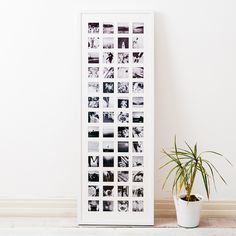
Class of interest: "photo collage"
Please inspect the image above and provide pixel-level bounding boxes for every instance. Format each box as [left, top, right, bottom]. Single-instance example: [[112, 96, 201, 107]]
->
[[87, 21, 145, 213]]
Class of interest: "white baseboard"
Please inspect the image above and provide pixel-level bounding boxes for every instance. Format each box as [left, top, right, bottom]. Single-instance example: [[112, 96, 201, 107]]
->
[[0, 199, 235, 218]]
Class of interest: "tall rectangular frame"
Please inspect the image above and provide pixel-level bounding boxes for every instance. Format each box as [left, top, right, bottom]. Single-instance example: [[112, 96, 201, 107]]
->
[[78, 11, 154, 225]]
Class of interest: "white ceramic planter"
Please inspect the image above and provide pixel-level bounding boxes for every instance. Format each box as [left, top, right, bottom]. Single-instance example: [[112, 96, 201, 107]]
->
[[174, 194, 203, 228]]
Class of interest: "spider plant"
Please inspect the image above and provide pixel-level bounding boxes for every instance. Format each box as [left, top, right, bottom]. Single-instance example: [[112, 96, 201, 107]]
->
[[160, 137, 232, 201]]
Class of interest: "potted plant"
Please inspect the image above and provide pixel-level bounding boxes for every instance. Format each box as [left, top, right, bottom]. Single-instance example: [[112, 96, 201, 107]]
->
[[161, 137, 231, 228]]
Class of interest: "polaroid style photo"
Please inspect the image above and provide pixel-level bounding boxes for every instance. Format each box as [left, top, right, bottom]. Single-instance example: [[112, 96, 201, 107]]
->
[[103, 82, 114, 93], [88, 82, 99, 93], [88, 52, 99, 64], [88, 156, 99, 167], [88, 67, 99, 78], [118, 185, 129, 197], [117, 112, 129, 123], [132, 186, 144, 197], [103, 23, 114, 34], [88, 185, 99, 197], [103, 171, 114, 182], [118, 156, 129, 167], [118, 23, 129, 34], [118, 171, 129, 182], [103, 112, 114, 123], [103, 186, 114, 197], [132, 141, 144, 153], [88, 171, 99, 182], [88, 126, 99, 138], [132, 156, 144, 167], [103, 37, 114, 49], [132, 97, 144, 108], [103, 67, 114, 78], [88, 37, 99, 49], [88, 112, 99, 123], [132, 82, 144, 93], [103, 52, 114, 63], [118, 98, 129, 108], [133, 52, 144, 63], [118, 201, 129, 212], [103, 97, 114, 108], [103, 141, 114, 152], [132, 37, 144, 49], [133, 171, 144, 182], [103, 201, 114, 211], [118, 141, 129, 152], [88, 200, 99, 211], [132, 200, 144, 212], [103, 126, 114, 138], [103, 156, 114, 167], [132, 126, 144, 138], [118, 67, 129, 78], [118, 127, 129, 138], [88, 23, 99, 33], [118, 82, 129, 93], [88, 97, 99, 108], [118, 52, 129, 64], [133, 23, 144, 34], [118, 37, 129, 49], [133, 67, 144, 78], [88, 141, 99, 153], [133, 112, 144, 123]]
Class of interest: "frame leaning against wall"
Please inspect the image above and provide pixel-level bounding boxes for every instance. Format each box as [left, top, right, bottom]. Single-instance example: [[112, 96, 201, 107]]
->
[[78, 11, 154, 225]]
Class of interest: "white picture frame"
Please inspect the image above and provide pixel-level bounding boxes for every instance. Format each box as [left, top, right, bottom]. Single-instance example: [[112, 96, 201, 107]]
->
[[78, 11, 154, 225]]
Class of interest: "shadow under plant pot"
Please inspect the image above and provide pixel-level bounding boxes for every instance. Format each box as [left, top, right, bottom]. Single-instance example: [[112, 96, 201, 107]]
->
[[174, 194, 203, 228]]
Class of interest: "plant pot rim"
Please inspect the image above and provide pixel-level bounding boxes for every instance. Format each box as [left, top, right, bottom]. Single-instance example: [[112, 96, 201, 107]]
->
[[174, 193, 204, 202]]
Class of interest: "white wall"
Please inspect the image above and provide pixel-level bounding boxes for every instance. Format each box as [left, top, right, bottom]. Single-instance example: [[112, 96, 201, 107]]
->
[[0, 0, 235, 201]]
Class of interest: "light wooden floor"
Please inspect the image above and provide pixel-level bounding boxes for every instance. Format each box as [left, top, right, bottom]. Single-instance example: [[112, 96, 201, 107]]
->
[[0, 217, 235, 236]]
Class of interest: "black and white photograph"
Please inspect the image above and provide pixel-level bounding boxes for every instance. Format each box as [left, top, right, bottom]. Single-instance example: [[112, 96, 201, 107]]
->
[[88, 52, 99, 64], [118, 141, 129, 152], [88, 171, 99, 182], [103, 37, 114, 49], [133, 52, 144, 63], [88, 23, 99, 33], [132, 141, 144, 153], [103, 67, 114, 78], [103, 82, 114, 93], [118, 185, 129, 197], [132, 97, 144, 108], [118, 201, 129, 212], [117, 112, 129, 123], [88, 200, 99, 212], [133, 112, 144, 123], [103, 97, 114, 108], [103, 201, 114, 212], [118, 171, 129, 182], [88, 126, 99, 138], [88, 97, 99, 108], [132, 156, 144, 167], [133, 171, 144, 182], [118, 52, 129, 64], [132, 201, 144, 212], [132, 186, 144, 197], [132, 37, 144, 49], [103, 112, 114, 123], [88, 112, 99, 123], [133, 23, 144, 34], [88, 82, 99, 93], [103, 23, 114, 34], [118, 98, 129, 108], [88, 67, 99, 78], [103, 52, 114, 63], [88, 156, 99, 167], [132, 127, 144, 138], [117, 67, 129, 78], [118, 127, 129, 138], [103, 156, 114, 167], [88, 141, 99, 152], [103, 141, 114, 152], [118, 37, 129, 49], [103, 171, 114, 182], [103, 186, 114, 197], [118, 82, 129, 93], [103, 126, 114, 138], [133, 67, 144, 78], [118, 23, 129, 34], [88, 37, 99, 49], [88, 185, 99, 197], [132, 82, 144, 93], [118, 156, 129, 167]]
